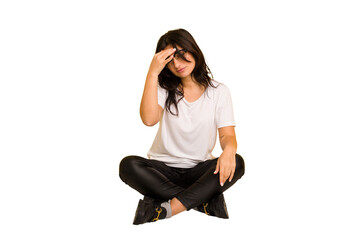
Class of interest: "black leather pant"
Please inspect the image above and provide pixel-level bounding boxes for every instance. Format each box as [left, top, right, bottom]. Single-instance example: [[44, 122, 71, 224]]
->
[[119, 154, 245, 210]]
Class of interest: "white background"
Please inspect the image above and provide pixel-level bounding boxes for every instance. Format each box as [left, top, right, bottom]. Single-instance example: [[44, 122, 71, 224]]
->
[[1, 0, 359, 239]]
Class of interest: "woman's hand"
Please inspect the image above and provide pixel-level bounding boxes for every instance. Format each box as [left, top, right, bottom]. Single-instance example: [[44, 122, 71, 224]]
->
[[148, 48, 176, 76], [214, 149, 236, 186], [215, 126, 237, 186]]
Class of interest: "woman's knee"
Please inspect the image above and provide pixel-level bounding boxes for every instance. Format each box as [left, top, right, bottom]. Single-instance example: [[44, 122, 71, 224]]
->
[[119, 155, 143, 182], [235, 153, 245, 179]]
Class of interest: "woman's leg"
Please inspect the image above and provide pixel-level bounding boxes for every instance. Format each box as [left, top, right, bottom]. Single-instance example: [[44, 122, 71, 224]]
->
[[119, 155, 184, 201], [120, 155, 188, 223], [119, 154, 245, 221], [175, 154, 245, 210]]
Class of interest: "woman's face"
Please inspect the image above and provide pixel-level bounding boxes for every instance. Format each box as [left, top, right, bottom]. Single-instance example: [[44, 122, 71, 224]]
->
[[164, 44, 196, 79]]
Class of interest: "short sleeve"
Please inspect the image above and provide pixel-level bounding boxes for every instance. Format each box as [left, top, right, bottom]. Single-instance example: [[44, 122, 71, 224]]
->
[[215, 85, 236, 128], [158, 85, 167, 109]]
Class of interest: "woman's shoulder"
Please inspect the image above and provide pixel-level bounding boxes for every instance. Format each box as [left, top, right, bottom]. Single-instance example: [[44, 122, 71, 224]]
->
[[209, 79, 230, 94], [205, 80, 231, 102]]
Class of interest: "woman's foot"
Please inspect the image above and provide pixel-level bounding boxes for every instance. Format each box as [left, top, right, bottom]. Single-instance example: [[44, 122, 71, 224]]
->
[[194, 193, 229, 219], [133, 199, 167, 225]]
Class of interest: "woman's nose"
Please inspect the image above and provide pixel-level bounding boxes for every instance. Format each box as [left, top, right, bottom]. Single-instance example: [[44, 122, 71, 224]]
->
[[173, 58, 181, 68]]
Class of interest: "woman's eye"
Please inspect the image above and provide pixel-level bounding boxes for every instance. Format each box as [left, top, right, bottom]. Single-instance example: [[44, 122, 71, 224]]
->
[[172, 49, 187, 60]]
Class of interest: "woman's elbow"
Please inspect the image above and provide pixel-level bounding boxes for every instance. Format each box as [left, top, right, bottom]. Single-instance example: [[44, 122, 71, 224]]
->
[[139, 108, 161, 126], [143, 121, 157, 127], [140, 116, 158, 126]]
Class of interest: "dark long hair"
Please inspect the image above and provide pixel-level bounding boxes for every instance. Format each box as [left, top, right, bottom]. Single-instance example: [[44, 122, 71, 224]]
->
[[155, 28, 215, 116]]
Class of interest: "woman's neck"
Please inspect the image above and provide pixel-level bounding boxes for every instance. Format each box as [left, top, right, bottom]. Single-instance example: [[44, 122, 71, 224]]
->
[[181, 76, 201, 90]]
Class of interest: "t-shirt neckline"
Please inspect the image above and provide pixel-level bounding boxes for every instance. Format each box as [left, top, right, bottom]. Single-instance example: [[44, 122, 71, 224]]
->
[[182, 90, 206, 105]]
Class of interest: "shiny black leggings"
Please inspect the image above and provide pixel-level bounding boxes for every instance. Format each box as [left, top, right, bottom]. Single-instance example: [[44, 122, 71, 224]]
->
[[119, 154, 245, 210]]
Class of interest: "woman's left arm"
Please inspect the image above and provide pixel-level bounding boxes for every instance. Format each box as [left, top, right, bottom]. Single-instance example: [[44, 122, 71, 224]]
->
[[214, 126, 237, 186]]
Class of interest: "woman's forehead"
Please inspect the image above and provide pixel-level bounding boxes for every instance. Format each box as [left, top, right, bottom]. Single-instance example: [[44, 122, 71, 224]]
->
[[164, 44, 182, 50]]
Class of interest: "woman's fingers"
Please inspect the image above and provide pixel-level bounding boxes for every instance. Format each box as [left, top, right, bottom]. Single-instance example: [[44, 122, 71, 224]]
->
[[149, 48, 176, 76], [156, 48, 176, 66], [164, 52, 174, 63], [164, 48, 176, 63], [215, 155, 236, 186], [219, 164, 235, 186], [214, 159, 220, 174], [219, 164, 226, 186], [159, 48, 176, 61], [229, 170, 235, 183]]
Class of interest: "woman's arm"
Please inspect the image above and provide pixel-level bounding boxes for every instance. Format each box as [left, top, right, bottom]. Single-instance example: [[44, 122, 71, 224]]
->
[[140, 48, 176, 126], [140, 73, 163, 126], [214, 126, 237, 186]]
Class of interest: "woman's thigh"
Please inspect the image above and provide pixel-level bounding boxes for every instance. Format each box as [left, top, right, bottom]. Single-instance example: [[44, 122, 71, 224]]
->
[[119, 155, 184, 200]]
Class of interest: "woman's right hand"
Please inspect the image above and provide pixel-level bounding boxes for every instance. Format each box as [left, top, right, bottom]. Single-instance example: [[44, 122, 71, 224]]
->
[[148, 48, 176, 76]]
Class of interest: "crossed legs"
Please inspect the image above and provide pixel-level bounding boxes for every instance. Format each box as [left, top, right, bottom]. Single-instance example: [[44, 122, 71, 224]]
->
[[119, 155, 245, 214]]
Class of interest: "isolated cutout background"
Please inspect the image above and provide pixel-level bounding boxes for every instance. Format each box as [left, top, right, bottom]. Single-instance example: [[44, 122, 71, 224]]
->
[[1, 0, 359, 239]]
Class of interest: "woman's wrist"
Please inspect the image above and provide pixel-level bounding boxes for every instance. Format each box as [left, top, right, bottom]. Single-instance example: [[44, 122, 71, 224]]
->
[[223, 145, 236, 155]]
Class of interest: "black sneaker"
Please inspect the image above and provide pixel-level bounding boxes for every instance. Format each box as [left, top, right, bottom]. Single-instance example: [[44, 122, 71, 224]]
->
[[194, 193, 229, 219], [133, 199, 167, 225]]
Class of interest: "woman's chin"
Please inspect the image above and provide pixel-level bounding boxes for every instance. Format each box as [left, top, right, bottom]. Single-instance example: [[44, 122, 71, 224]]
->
[[175, 71, 190, 79]]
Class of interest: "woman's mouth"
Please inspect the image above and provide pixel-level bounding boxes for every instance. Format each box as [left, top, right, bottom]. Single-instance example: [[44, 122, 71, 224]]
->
[[176, 67, 186, 73]]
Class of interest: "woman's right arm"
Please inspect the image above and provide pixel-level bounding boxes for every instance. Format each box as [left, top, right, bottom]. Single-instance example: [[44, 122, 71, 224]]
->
[[140, 48, 176, 126]]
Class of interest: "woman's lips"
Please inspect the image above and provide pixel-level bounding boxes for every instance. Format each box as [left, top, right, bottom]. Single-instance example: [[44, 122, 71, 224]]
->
[[176, 67, 185, 73]]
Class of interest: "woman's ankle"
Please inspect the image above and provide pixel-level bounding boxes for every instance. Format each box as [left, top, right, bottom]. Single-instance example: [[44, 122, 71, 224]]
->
[[170, 198, 186, 216]]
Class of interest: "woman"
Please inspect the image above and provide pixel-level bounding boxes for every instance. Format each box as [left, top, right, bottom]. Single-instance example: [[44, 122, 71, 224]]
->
[[119, 28, 245, 225]]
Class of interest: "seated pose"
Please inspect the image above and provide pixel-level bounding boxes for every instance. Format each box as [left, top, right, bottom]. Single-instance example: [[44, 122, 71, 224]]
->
[[119, 28, 245, 225]]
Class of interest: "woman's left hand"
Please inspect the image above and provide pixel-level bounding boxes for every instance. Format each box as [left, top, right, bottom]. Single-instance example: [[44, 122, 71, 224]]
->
[[214, 150, 236, 186]]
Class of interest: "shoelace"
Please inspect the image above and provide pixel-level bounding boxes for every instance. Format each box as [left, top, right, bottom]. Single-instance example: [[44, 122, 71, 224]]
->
[[203, 203, 210, 215], [152, 207, 163, 222]]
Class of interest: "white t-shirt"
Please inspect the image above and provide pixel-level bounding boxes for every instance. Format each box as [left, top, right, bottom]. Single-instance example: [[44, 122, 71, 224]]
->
[[147, 80, 235, 168]]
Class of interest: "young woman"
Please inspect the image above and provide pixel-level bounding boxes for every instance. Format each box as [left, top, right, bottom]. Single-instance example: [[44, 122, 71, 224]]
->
[[119, 29, 245, 225]]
